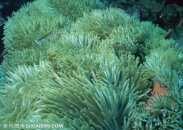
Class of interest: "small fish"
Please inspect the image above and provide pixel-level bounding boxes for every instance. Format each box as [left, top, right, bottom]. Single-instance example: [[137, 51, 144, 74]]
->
[[35, 31, 53, 42], [176, 18, 182, 29], [152, 82, 168, 95], [164, 29, 173, 39], [159, 12, 164, 19], [146, 82, 169, 110], [0, 47, 10, 59]]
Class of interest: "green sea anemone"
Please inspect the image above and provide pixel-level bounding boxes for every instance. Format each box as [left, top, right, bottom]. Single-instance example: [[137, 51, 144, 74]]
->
[[1, 0, 183, 129]]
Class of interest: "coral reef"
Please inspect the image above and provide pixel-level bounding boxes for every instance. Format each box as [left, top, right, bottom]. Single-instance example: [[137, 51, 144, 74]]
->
[[0, 0, 183, 129], [140, 0, 166, 13]]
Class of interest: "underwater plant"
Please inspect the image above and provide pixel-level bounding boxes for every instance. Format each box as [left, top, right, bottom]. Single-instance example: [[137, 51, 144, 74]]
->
[[47, 0, 105, 21], [71, 8, 140, 39], [3, 5, 70, 50], [0, 61, 59, 122]]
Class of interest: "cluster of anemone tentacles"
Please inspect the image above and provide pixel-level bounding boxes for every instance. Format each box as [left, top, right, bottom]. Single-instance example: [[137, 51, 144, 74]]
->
[[0, 0, 183, 129]]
